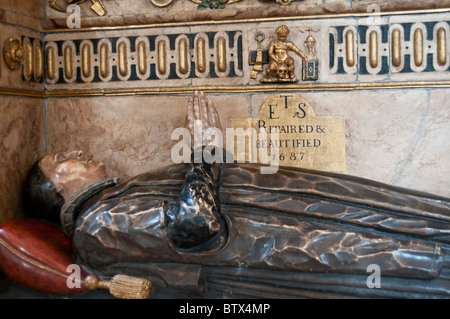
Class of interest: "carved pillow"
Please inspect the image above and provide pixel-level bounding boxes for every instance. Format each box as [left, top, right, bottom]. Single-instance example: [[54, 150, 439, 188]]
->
[[0, 218, 90, 295]]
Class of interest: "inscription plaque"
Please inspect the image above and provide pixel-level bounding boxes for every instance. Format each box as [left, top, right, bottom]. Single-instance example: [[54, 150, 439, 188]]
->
[[230, 94, 346, 171]]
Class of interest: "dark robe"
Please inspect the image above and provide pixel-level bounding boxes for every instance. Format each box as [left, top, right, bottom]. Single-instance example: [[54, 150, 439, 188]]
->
[[71, 163, 450, 298]]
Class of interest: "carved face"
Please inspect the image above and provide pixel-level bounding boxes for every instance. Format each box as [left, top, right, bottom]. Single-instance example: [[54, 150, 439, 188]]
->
[[277, 64, 289, 79], [39, 150, 107, 201], [277, 34, 288, 42]]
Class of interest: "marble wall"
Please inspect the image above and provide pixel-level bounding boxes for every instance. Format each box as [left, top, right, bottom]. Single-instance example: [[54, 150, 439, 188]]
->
[[251, 89, 450, 197], [0, 0, 45, 223], [0, 97, 45, 223], [1, 0, 43, 31], [46, 94, 251, 179], [46, 87, 450, 198]]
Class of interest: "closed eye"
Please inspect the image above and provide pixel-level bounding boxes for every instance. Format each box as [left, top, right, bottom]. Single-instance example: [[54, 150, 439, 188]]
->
[[57, 154, 67, 162]]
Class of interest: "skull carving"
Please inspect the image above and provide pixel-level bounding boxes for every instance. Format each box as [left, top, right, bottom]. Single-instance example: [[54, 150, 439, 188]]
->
[[276, 64, 289, 79]]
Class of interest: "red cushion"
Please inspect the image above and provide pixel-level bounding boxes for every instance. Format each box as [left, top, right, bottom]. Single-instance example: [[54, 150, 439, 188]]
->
[[0, 218, 90, 295]]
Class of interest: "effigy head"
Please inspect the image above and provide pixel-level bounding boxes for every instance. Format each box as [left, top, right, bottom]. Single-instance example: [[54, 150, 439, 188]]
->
[[22, 150, 107, 223]]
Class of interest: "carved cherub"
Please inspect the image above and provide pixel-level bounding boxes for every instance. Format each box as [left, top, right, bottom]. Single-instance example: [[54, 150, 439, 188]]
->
[[261, 25, 308, 82]]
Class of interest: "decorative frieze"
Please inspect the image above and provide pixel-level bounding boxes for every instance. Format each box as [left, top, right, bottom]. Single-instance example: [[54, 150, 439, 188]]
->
[[44, 29, 244, 89], [329, 14, 450, 81], [21, 36, 44, 83], [40, 11, 450, 92]]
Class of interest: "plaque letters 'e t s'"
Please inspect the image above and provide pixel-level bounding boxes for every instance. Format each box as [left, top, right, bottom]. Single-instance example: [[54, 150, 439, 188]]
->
[[280, 95, 293, 108], [280, 95, 307, 119], [269, 105, 279, 119], [230, 93, 346, 171]]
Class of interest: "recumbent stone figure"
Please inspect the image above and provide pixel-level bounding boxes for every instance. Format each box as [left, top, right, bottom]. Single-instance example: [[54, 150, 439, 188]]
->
[[5, 91, 450, 298]]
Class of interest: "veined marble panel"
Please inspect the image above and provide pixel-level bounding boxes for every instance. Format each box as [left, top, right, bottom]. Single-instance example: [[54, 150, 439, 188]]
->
[[45, 88, 450, 199], [250, 89, 450, 198], [0, 96, 45, 223], [46, 94, 250, 180]]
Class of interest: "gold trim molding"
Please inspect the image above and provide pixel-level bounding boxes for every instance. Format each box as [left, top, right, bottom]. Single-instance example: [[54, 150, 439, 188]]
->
[[2, 81, 450, 98], [43, 8, 450, 33], [0, 88, 45, 98]]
